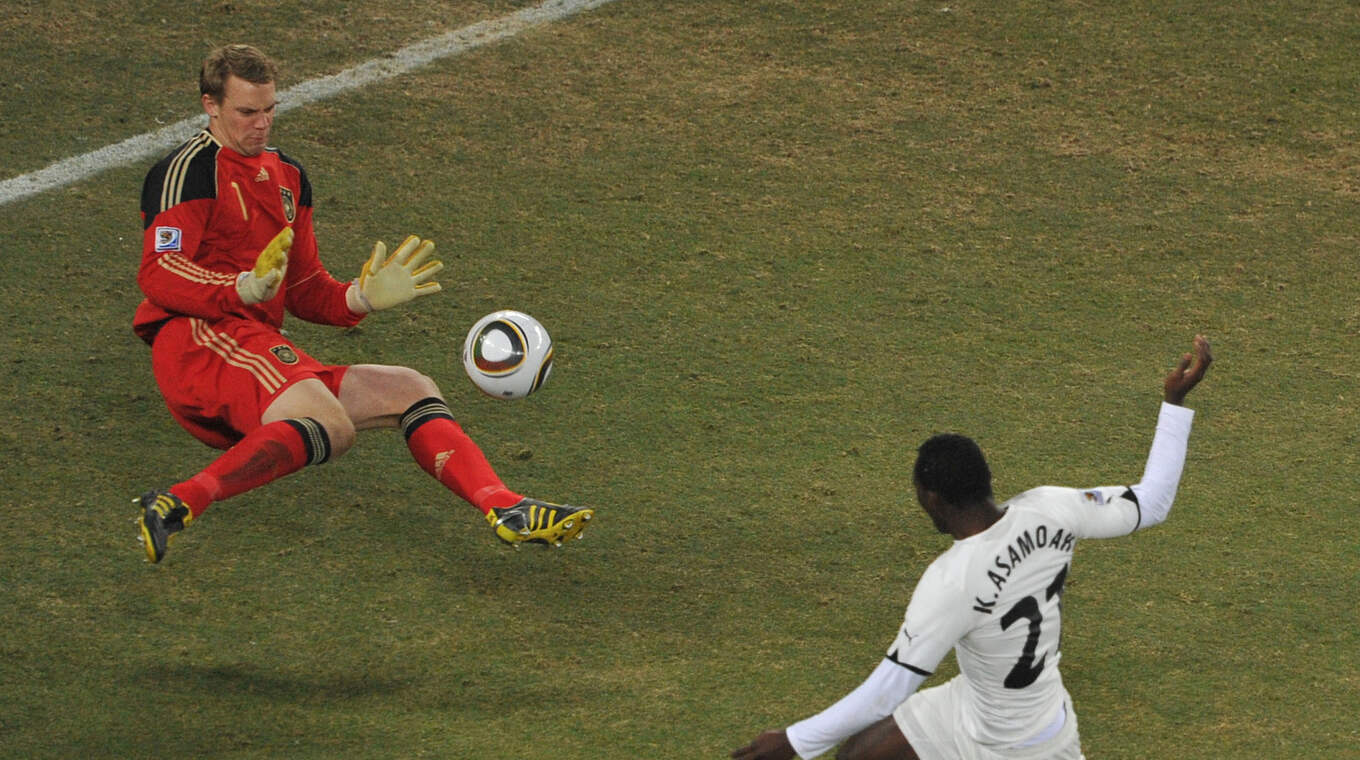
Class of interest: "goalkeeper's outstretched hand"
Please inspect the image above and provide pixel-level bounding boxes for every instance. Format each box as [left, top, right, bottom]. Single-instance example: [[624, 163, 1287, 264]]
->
[[236, 227, 293, 305], [349, 234, 444, 313]]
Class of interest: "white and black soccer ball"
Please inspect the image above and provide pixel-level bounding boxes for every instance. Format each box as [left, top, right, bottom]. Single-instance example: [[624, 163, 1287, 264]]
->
[[461, 310, 554, 399]]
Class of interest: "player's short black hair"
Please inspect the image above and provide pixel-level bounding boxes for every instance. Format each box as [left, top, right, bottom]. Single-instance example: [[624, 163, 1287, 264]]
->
[[914, 433, 992, 507]]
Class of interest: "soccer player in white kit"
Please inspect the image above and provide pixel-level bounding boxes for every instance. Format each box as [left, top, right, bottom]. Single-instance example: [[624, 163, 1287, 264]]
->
[[733, 336, 1213, 760]]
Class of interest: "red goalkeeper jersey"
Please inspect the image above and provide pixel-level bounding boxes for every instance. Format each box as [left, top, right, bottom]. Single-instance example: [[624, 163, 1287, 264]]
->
[[134, 129, 363, 344]]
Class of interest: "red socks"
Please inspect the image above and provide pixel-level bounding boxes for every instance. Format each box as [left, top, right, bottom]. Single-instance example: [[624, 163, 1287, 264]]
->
[[167, 401, 514, 518], [401, 397, 521, 513], [171, 418, 329, 518]]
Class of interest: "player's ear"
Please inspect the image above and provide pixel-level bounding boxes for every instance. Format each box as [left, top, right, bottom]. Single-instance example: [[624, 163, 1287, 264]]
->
[[913, 482, 934, 509], [202, 93, 219, 118], [927, 488, 953, 513]]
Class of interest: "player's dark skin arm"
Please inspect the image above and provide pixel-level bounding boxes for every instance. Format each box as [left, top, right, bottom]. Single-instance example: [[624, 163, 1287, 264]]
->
[[731, 729, 796, 760], [731, 716, 923, 760]]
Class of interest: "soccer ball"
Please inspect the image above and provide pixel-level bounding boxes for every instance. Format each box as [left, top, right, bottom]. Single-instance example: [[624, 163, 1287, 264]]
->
[[461, 310, 554, 399]]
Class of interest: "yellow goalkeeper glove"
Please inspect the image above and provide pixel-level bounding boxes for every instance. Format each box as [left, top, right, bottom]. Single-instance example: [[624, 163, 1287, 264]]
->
[[349, 234, 443, 313], [236, 227, 293, 305]]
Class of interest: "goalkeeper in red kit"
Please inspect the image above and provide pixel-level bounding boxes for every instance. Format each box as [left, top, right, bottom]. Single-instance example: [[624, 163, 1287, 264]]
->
[[132, 44, 591, 563]]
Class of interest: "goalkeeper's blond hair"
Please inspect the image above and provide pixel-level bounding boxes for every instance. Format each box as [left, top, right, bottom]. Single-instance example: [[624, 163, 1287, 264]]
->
[[200, 44, 277, 102]]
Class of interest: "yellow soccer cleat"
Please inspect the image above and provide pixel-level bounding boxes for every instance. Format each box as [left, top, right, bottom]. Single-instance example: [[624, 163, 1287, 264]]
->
[[135, 490, 194, 564], [486, 498, 593, 548]]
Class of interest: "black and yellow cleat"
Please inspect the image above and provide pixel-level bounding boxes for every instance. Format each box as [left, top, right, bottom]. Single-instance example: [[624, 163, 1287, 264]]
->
[[486, 498, 593, 548], [135, 490, 193, 564]]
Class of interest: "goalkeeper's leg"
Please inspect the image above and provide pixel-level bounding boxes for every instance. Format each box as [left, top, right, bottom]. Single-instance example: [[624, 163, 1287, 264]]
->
[[139, 415, 335, 562], [168, 416, 334, 517], [399, 395, 522, 513], [169, 377, 354, 514], [337, 365, 593, 547], [333, 366, 518, 511], [399, 396, 593, 547], [140, 321, 359, 561]]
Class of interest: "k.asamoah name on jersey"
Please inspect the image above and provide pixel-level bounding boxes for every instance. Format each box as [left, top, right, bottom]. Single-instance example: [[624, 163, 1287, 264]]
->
[[973, 522, 1078, 615]]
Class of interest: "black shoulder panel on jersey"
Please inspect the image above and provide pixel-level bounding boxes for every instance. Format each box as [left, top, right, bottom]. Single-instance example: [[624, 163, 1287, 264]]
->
[[885, 650, 932, 677], [275, 151, 313, 208], [1121, 487, 1142, 531], [141, 132, 219, 228]]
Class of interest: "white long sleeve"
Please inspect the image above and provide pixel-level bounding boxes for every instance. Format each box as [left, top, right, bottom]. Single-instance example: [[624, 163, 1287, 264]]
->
[[785, 659, 928, 759], [1129, 402, 1195, 530]]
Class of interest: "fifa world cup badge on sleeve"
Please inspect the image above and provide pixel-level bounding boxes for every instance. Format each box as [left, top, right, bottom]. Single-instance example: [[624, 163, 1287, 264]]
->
[[155, 226, 183, 252]]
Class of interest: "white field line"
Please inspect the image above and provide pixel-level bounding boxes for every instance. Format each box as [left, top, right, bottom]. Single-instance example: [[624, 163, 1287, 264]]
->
[[0, 0, 620, 207]]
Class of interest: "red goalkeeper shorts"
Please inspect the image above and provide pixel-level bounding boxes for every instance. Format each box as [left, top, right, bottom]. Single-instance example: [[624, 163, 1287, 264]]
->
[[150, 316, 348, 450]]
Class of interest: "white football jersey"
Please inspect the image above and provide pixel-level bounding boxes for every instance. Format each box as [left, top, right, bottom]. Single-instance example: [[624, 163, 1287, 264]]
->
[[885, 485, 1142, 747]]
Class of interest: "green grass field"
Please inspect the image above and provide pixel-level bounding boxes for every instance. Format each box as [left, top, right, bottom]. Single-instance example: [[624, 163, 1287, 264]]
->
[[1, 1, 1357, 757]]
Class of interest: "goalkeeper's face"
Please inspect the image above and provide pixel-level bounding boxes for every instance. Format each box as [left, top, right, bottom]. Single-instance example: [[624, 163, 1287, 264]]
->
[[203, 74, 277, 157]]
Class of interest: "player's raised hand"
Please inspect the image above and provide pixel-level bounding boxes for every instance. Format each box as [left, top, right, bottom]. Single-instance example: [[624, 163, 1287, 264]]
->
[[731, 729, 796, 760], [351, 234, 443, 312], [1163, 334, 1212, 405], [236, 227, 293, 304]]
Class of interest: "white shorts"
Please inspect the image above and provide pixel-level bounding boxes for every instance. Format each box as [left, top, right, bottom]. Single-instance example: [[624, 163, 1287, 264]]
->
[[892, 678, 1085, 760]]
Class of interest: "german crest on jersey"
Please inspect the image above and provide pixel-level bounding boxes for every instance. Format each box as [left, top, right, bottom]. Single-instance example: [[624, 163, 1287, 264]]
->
[[279, 187, 296, 223], [270, 345, 299, 365]]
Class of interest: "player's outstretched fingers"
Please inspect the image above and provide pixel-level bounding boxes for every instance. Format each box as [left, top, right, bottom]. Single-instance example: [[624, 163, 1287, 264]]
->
[[391, 234, 422, 265]]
